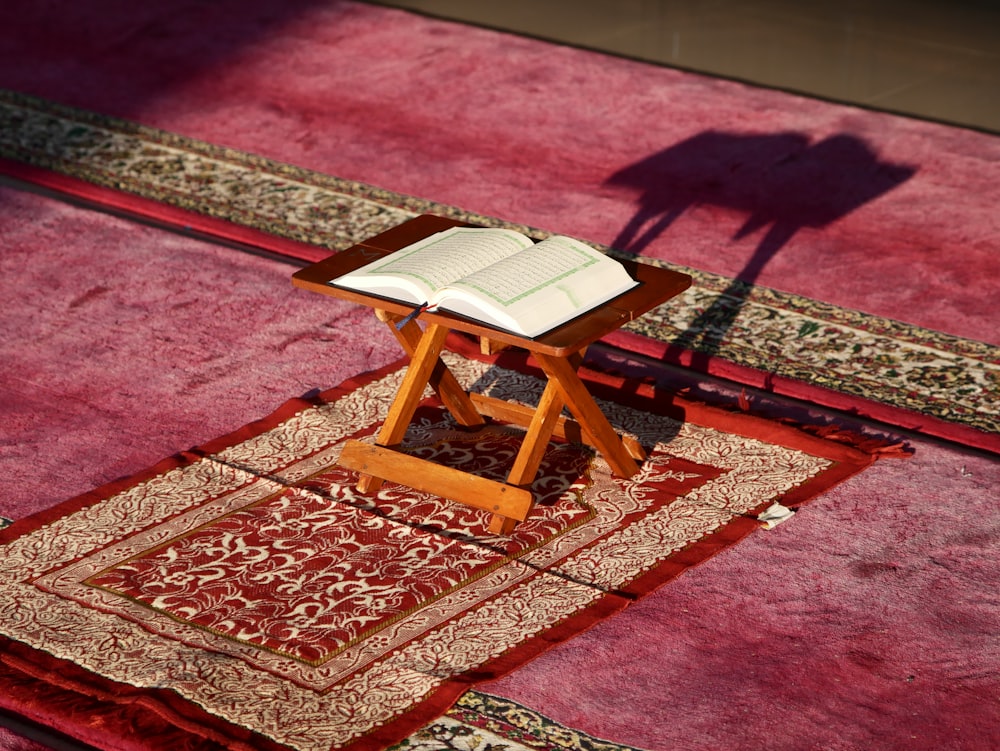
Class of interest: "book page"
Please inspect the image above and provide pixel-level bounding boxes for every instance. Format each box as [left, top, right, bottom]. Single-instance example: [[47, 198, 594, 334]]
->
[[434, 235, 638, 336], [442, 236, 617, 307], [339, 228, 534, 300]]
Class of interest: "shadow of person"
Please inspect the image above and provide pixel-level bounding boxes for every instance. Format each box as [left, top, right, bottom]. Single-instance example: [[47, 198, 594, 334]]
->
[[606, 131, 916, 360]]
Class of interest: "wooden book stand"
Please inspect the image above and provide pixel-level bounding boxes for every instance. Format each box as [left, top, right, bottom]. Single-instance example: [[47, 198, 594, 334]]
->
[[292, 215, 692, 533]]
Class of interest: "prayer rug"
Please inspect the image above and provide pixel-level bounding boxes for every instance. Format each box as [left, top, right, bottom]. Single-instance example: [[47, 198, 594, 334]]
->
[[0, 90, 996, 453], [0, 349, 881, 751]]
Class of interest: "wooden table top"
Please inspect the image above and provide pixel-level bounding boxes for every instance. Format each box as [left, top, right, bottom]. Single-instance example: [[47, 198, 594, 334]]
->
[[292, 214, 692, 357]]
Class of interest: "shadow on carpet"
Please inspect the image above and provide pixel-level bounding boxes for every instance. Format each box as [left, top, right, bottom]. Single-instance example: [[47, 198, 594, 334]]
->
[[0, 89, 995, 454]]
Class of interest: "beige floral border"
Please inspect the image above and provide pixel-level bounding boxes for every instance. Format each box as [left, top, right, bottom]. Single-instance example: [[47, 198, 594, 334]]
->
[[0, 89, 996, 436]]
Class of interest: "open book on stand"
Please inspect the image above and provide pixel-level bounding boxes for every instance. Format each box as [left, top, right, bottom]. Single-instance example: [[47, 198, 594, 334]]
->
[[332, 227, 639, 337]]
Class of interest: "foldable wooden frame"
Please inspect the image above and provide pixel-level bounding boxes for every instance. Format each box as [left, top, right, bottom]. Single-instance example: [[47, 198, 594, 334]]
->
[[292, 215, 692, 533]]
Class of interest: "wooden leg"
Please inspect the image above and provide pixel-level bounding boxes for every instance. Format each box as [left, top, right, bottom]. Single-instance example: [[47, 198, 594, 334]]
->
[[356, 323, 451, 493], [482, 378, 567, 534], [505, 378, 566, 487], [534, 352, 640, 479], [487, 513, 519, 535], [375, 309, 485, 428], [351, 316, 538, 531]]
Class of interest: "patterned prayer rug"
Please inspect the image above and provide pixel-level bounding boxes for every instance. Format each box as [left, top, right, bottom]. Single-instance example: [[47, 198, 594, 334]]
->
[[0, 350, 879, 751], [0, 90, 996, 454], [399, 692, 652, 751]]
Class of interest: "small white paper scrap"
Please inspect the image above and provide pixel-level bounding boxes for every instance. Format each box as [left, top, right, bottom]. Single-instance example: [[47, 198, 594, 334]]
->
[[757, 502, 795, 529]]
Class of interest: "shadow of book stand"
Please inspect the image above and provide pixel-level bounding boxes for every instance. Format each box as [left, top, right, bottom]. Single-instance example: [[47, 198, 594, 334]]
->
[[293, 215, 692, 534]]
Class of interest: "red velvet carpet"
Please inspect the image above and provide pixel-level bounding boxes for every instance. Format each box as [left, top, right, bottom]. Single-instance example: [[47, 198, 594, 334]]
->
[[0, 0, 997, 452], [1, 2, 998, 750], [2, 90, 995, 452], [0, 0, 997, 348]]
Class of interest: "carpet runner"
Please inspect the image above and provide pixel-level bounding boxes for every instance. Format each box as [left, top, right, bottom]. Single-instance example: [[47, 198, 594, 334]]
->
[[0, 90, 996, 454], [0, 349, 881, 751]]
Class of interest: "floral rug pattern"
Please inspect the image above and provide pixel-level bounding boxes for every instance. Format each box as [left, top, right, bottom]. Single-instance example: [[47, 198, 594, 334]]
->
[[1, 89, 996, 438]]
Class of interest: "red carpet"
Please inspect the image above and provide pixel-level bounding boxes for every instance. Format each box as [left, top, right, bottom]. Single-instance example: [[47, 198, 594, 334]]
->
[[1, 0, 998, 453], [0, 1, 997, 346], [1, 91, 996, 453], [0, 348, 880, 751], [0, 186, 996, 751], [0, 2, 997, 749]]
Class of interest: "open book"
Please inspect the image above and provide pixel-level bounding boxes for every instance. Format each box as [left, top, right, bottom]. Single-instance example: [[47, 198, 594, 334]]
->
[[333, 227, 638, 337]]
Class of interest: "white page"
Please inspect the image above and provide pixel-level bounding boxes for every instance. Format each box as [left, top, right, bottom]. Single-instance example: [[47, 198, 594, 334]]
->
[[445, 235, 630, 307], [436, 236, 637, 336], [337, 227, 534, 302]]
